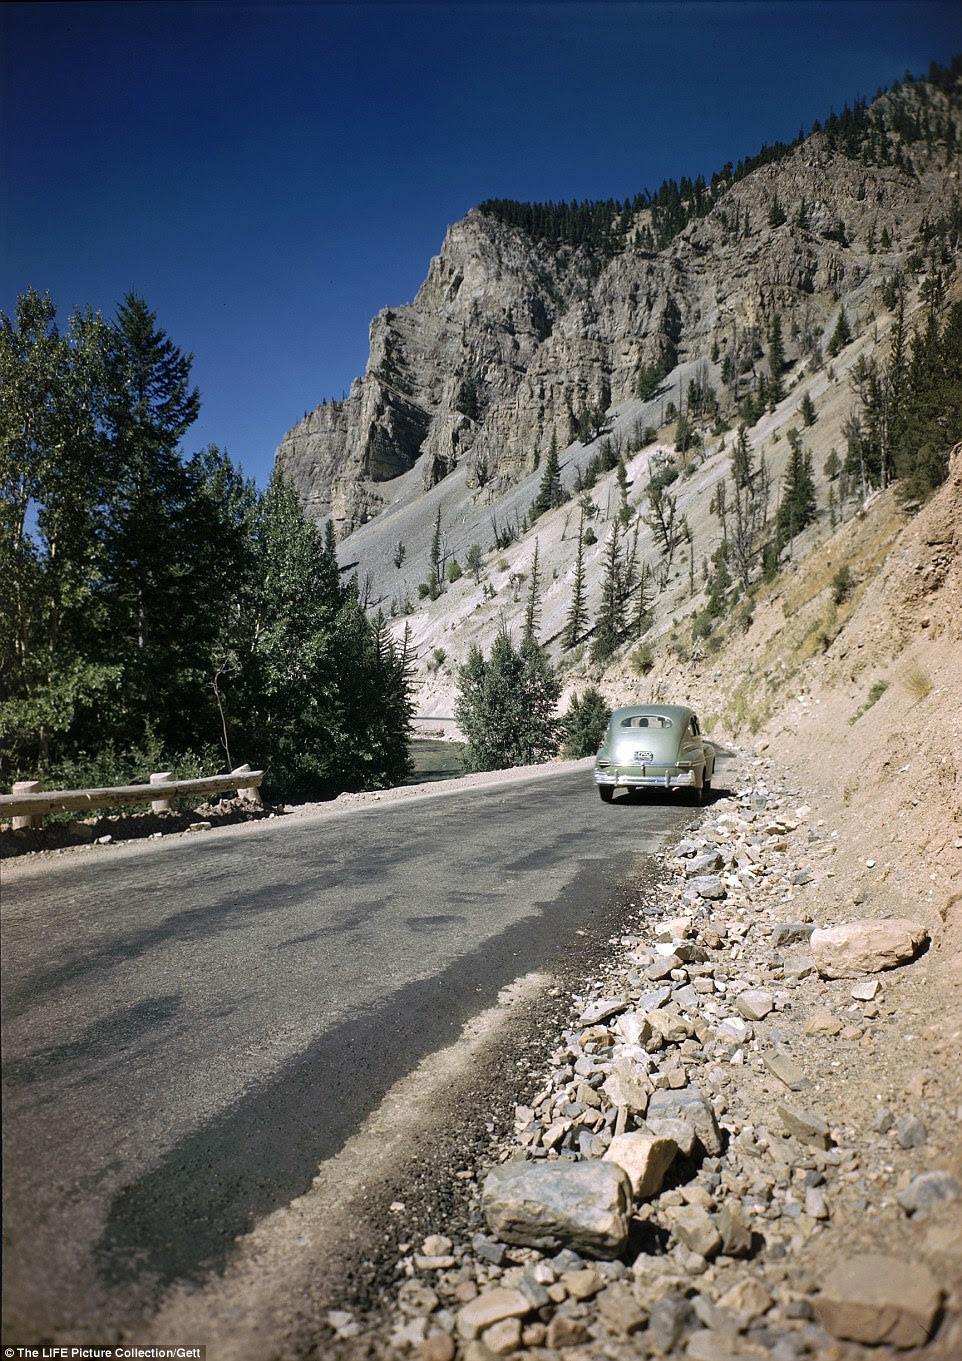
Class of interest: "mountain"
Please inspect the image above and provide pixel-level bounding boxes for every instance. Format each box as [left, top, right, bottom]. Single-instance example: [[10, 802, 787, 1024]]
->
[[272, 66, 961, 719]]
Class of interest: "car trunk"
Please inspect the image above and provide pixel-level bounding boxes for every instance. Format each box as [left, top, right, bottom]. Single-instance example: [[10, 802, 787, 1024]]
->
[[610, 727, 679, 772]]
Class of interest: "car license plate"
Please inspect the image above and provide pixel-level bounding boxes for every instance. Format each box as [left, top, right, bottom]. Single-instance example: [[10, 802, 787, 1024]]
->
[[634, 750, 654, 762]]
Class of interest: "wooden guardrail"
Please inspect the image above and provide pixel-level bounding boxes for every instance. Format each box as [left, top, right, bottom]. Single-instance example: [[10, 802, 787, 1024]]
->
[[1, 765, 264, 831]]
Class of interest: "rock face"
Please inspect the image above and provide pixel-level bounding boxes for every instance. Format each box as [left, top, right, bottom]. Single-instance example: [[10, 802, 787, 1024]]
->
[[274, 81, 962, 535], [810, 917, 929, 977]]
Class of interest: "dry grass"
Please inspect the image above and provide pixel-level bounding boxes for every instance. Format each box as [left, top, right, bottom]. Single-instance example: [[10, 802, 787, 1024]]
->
[[901, 659, 934, 702]]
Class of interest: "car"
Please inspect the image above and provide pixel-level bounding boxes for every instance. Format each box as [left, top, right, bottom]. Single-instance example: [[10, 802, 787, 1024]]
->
[[593, 703, 715, 804]]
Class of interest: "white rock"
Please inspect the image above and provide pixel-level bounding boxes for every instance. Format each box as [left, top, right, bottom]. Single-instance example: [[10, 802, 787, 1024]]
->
[[811, 918, 928, 977], [603, 1131, 678, 1198]]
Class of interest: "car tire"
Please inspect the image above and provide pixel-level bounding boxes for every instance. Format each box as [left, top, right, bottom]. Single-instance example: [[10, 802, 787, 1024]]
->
[[599, 786, 614, 803]]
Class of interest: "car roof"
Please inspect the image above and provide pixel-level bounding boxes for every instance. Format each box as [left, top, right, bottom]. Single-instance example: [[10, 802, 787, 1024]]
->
[[609, 704, 695, 723]]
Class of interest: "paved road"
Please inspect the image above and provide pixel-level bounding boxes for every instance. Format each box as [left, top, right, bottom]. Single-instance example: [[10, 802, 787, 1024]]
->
[[1, 768, 690, 1341]]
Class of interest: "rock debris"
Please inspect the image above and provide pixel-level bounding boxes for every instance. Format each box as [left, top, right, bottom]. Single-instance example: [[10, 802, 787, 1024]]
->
[[326, 760, 960, 1359]]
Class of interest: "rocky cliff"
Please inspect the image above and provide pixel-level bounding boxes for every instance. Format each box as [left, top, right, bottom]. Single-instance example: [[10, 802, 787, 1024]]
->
[[274, 76, 961, 537]]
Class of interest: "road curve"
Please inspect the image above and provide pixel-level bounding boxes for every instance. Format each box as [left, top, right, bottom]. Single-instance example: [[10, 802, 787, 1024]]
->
[[1, 766, 690, 1342]]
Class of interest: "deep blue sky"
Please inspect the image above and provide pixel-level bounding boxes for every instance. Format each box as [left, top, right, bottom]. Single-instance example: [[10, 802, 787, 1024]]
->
[[3, 1, 960, 486]]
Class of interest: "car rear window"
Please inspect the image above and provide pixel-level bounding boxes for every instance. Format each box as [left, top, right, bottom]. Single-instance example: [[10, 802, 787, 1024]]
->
[[619, 714, 673, 729]]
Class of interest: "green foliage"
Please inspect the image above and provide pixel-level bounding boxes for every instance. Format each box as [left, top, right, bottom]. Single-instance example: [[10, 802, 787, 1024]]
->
[[465, 542, 484, 582], [800, 391, 817, 426], [630, 642, 655, 675], [636, 359, 667, 401], [561, 517, 587, 650], [831, 565, 854, 604], [454, 627, 560, 772], [446, 559, 463, 583], [0, 290, 414, 800], [530, 433, 565, 518], [827, 307, 852, 357], [561, 687, 610, 758], [776, 443, 817, 543]]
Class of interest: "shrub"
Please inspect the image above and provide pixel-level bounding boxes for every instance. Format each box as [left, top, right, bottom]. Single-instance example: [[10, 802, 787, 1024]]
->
[[901, 661, 933, 702], [831, 564, 854, 604], [562, 687, 610, 758], [446, 559, 463, 583], [630, 642, 655, 675]]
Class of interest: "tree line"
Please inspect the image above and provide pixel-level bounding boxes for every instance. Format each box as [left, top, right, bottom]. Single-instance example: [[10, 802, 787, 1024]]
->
[[1, 289, 413, 799], [479, 60, 960, 260]]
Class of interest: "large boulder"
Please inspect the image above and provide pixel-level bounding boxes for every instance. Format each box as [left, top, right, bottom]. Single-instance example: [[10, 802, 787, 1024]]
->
[[810, 918, 928, 977], [481, 1160, 632, 1259]]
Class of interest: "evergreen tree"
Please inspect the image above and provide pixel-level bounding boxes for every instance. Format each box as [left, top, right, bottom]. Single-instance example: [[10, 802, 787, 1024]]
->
[[591, 524, 624, 661], [732, 424, 754, 487], [523, 539, 542, 642], [98, 294, 204, 749], [531, 432, 564, 518], [827, 307, 853, 357], [561, 515, 588, 649], [429, 504, 444, 584], [562, 687, 611, 758], [777, 444, 818, 543], [800, 391, 817, 426]]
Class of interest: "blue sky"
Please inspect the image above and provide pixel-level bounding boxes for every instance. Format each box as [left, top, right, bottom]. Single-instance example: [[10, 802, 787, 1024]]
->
[[3, 1, 960, 487]]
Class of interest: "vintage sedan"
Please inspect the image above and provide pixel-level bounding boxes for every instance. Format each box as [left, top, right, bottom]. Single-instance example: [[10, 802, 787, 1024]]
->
[[593, 704, 715, 803]]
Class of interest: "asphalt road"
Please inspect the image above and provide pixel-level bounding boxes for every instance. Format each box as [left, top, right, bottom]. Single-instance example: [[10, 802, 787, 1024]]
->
[[1, 767, 691, 1343]]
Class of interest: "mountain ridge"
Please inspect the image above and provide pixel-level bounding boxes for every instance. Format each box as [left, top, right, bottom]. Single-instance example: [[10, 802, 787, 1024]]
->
[[275, 67, 960, 539]]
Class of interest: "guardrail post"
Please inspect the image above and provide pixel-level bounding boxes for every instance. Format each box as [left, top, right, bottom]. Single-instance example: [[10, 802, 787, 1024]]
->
[[232, 764, 263, 805], [12, 781, 43, 831], [150, 772, 175, 813]]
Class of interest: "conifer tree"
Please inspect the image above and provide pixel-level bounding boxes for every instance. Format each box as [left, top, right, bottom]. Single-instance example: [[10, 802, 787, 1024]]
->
[[777, 443, 817, 543], [561, 515, 587, 649], [531, 432, 564, 519], [827, 307, 853, 357], [523, 539, 542, 642], [429, 504, 444, 584]]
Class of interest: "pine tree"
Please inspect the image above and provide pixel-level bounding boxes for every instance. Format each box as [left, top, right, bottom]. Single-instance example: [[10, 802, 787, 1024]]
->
[[429, 504, 444, 584], [591, 524, 623, 662], [732, 424, 754, 487], [561, 515, 587, 649], [531, 432, 564, 518], [98, 293, 204, 750], [562, 687, 611, 758], [827, 307, 853, 357], [777, 444, 817, 543], [523, 539, 542, 642]]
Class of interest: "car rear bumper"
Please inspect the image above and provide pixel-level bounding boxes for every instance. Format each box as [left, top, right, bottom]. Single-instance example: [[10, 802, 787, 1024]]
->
[[594, 767, 698, 789]]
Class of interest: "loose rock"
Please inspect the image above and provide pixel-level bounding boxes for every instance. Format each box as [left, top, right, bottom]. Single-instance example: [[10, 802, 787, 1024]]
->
[[810, 918, 929, 977], [814, 1253, 943, 1347], [481, 1161, 632, 1258]]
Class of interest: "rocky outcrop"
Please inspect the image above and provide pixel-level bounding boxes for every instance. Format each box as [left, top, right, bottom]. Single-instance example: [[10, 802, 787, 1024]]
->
[[275, 81, 961, 537]]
